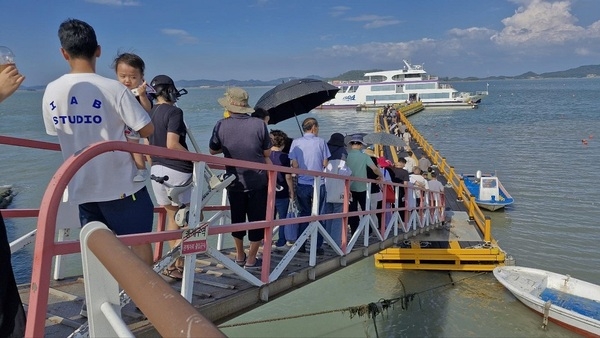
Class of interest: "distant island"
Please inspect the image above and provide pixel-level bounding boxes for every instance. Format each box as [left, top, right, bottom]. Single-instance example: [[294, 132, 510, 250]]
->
[[22, 64, 600, 91]]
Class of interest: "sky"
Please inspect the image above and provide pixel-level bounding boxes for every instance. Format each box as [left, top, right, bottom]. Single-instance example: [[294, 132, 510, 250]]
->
[[2, 0, 600, 87]]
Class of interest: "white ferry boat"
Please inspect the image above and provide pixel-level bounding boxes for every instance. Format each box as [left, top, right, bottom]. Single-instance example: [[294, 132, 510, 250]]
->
[[320, 60, 488, 109]]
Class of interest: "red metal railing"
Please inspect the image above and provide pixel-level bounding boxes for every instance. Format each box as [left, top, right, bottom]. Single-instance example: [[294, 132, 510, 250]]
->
[[1, 135, 443, 337]]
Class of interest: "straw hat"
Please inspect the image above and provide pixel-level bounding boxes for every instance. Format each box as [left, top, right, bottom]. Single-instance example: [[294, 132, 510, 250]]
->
[[218, 87, 254, 114]]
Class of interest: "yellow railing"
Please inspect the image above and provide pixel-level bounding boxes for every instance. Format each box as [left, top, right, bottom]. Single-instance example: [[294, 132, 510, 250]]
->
[[396, 111, 492, 241]]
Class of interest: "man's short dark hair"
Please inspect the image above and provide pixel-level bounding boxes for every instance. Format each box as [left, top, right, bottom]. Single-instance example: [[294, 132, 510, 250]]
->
[[58, 18, 98, 59], [397, 157, 407, 164], [302, 117, 318, 132]]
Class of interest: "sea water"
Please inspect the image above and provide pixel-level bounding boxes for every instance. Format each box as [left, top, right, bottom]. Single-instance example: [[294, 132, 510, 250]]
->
[[1, 78, 599, 337]]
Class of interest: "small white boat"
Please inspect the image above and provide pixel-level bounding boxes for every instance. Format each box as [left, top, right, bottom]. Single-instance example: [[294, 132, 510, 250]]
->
[[320, 60, 488, 109], [493, 266, 600, 337], [462, 171, 513, 211]]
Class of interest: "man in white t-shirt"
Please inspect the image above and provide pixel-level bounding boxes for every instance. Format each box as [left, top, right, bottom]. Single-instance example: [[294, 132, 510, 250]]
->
[[42, 19, 155, 265], [404, 150, 417, 174], [427, 171, 445, 207], [409, 167, 429, 208]]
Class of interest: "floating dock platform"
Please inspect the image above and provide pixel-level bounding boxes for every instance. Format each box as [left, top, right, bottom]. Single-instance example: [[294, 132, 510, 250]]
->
[[374, 211, 506, 271]]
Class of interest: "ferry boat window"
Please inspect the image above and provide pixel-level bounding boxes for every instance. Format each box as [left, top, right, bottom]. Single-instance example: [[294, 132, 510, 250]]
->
[[396, 84, 403, 93], [368, 75, 386, 82], [405, 74, 421, 79], [392, 75, 405, 81], [348, 85, 359, 93], [420, 92, 450, 99], [405, 83, 436, 90], [366, 94, 408, 101], [371, 85, 395, 92], [340, 86, 349, 93]]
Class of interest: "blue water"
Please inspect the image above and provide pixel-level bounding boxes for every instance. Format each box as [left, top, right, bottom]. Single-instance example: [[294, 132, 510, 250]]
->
[[1, 78, 599, 337]]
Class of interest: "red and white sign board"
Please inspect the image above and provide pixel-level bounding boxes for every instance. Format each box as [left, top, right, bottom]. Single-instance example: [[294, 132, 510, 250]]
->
[[181, 222, 209, 255]]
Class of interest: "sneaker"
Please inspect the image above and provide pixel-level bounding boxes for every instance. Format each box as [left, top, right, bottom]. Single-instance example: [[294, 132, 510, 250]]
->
[[133, 169, 148, 182], [286, 241, 295, 247]]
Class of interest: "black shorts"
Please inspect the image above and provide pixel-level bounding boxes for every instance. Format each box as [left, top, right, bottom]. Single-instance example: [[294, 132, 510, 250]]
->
[[228, 188, 267, 242], [78, 187, 154, 236]]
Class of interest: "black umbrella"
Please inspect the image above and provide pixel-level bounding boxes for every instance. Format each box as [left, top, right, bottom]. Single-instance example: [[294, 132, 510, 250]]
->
[[254, 78, 339, 131]]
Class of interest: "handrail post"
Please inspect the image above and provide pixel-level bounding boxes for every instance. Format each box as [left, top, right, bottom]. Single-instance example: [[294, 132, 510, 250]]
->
[[484, 216, 492, 242], [468, 195, 476, 220], [181, 160, 207, 301], [81, 222, 225, 338]]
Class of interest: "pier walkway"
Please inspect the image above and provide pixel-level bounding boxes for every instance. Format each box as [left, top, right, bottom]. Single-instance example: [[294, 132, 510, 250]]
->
[[3, 104, 506, 337]]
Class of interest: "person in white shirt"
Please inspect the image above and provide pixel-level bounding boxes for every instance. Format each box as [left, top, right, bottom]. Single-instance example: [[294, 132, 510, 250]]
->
[[404, 150, 417, 174], [42, 19, 155, 265], [402, 130, 412, 147], [427, 171, 445, 207], [409, 167, 429, 208]]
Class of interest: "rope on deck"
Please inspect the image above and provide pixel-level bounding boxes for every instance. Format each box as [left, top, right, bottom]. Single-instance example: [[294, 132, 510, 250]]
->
[[218, 272, 489, 337]]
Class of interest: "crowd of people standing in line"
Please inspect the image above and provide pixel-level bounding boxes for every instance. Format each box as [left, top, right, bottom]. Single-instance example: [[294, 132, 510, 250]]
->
[[1, 18, 449, 334]]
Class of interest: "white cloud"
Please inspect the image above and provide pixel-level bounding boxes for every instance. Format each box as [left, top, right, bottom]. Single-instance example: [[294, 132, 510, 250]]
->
[[491, 0, 590, 46], [161, 29, 199, 45], [448, 27, 496, 40], [330, 6, 351, 17], [318, 38, 436, 62], [345, 15, 401, 29], [85, 0, 140, 6], [316, 0, 600, 77]]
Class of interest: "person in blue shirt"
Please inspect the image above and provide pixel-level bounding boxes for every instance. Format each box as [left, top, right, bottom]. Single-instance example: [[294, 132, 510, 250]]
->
[[288, 118, 330, 255]]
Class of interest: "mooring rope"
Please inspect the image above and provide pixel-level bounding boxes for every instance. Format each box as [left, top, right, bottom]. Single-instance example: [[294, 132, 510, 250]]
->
[[218, 271, 488, 335]]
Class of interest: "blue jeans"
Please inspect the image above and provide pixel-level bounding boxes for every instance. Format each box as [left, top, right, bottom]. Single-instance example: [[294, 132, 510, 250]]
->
[[274, 197, 290, 246], [296, 183, 326, 249], [321, 202, 343, 248]]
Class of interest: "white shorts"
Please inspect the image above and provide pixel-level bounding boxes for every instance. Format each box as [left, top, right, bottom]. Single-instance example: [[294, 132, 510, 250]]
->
[[150, 165, 193, 206]]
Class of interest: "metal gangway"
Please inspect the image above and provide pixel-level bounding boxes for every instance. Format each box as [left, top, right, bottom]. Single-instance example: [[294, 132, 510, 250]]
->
[[2, 113, 448, 336]]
